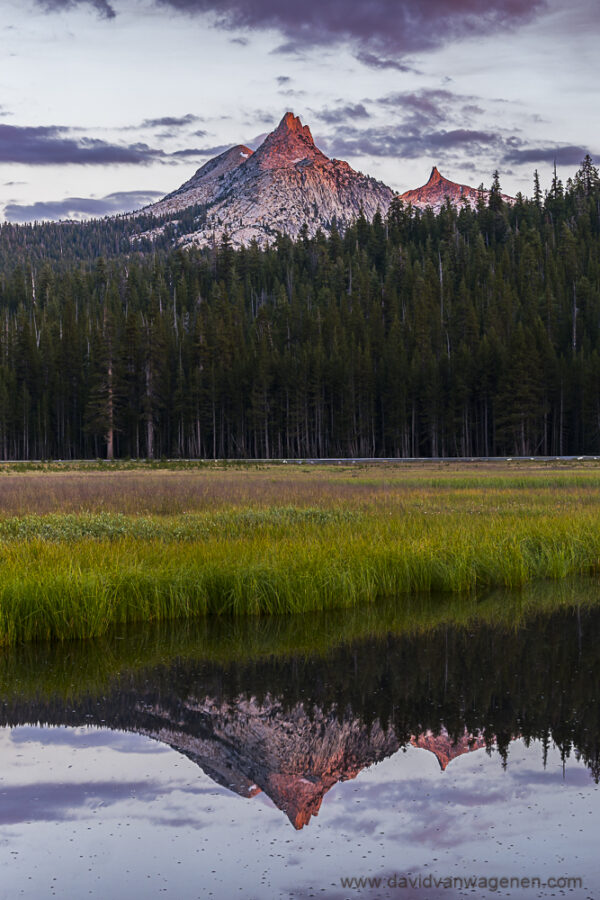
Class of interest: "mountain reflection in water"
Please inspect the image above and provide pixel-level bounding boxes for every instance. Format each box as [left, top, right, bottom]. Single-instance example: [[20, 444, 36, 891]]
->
[[1, 598, 599, 830]]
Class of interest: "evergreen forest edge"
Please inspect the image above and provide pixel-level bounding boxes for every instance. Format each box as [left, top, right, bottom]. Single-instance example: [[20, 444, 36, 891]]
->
[[1, 159, 599, 460]]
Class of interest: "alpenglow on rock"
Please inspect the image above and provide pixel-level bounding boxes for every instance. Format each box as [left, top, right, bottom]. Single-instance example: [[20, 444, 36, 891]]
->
[[141, 112, 395, 248], [397, 166, 514, 213]]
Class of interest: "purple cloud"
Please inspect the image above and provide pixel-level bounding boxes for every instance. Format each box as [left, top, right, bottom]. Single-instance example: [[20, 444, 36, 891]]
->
[[150, 0, 548, 57], [4, 189, 165, 222], [36, 0, 116, 18], [170, 143, 231, 157], [314, 103, 371, 125], [355, 51, 418, 72], [502, 144, 594, 165], [41, 0, 548, 59], [140, 113, 202, 129], [376, 88, 487, 133], [326, 124, 501, 160], [0, 124, 169, 165], [0, 779, 163, 825]]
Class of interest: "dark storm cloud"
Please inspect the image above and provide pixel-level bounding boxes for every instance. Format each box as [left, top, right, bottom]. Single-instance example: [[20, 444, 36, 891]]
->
[[276, 76, 291, 85], [314, 103, 371, 125], [36, 0, 116, 19], [4, 189, 165, 222], [150, 0, 548, 57], [0, 124, 169, 165]]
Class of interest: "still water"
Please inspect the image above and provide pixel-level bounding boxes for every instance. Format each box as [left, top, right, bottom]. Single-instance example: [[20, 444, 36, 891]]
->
[[0, 590, 599, 898]]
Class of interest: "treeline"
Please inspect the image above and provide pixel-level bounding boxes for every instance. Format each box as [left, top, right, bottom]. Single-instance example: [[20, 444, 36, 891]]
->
[[3, 604, 600, 780], [0, 201, 209, 268], [0, 157, 599, 459]]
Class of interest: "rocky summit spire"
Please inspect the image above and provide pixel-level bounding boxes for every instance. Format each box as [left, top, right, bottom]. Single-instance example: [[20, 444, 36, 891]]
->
[[397, 166, 515, 213], [275, 111, 313, 140], [427, 166, 443, 185], [250, 110, 323, 170]]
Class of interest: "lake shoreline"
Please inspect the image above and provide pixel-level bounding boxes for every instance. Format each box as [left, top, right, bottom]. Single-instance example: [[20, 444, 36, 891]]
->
[[1, 461, 600, 645]]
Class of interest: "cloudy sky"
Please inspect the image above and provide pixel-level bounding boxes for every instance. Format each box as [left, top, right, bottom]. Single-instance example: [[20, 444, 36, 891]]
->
[[1, 0, 598, 222]]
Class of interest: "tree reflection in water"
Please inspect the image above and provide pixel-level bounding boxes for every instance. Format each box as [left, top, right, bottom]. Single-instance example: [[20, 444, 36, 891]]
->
[[1, 591, 599, 827]]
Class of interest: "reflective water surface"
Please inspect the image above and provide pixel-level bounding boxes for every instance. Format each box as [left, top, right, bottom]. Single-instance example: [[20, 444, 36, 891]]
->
[[1, 588, 599, 898]]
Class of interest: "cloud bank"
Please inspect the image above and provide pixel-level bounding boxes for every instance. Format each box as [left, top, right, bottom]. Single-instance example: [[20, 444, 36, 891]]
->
[[0, 124, 169, 165], [4, 189, 164, 222], [37, 0, 548, 59]]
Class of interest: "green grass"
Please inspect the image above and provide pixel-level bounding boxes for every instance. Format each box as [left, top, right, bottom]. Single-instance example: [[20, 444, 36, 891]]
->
[[2, 578, 598, 702], [1, 462, 600, 645]]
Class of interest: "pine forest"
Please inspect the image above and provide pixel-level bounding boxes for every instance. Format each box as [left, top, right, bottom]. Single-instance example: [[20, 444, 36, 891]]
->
[[0, 158, 599, 460]]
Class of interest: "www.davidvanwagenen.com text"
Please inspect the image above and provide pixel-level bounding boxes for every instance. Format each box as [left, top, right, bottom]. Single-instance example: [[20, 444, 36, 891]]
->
[[339, 873, 583, 892]]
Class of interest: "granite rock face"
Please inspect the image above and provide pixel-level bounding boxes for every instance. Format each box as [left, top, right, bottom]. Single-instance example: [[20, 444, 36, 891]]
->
[[397, 166, 514, 213], [135, 118, 515, 248], [145, 144, 254, 218], [139, 112, 394, 249]]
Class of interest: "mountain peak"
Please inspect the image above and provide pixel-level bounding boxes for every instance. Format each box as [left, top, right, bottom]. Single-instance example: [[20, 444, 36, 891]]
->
[[138, 110, 395, 247], [398, 167, 515, 213], [276, 111, 313, 140], [250, 111, 323, 170]]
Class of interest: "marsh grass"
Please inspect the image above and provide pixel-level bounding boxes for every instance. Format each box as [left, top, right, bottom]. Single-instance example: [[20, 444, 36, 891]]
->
[[1, 462, 600, 644], [2, 578, 598, 702]]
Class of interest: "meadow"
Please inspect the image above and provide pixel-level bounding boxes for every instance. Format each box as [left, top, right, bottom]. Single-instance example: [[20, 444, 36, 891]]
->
[[1, 459, 600, 645]]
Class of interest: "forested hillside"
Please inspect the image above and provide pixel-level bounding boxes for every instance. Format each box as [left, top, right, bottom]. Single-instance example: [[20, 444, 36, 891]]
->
[[0, 203, 209, 268], [0, 159, 598, 459]]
